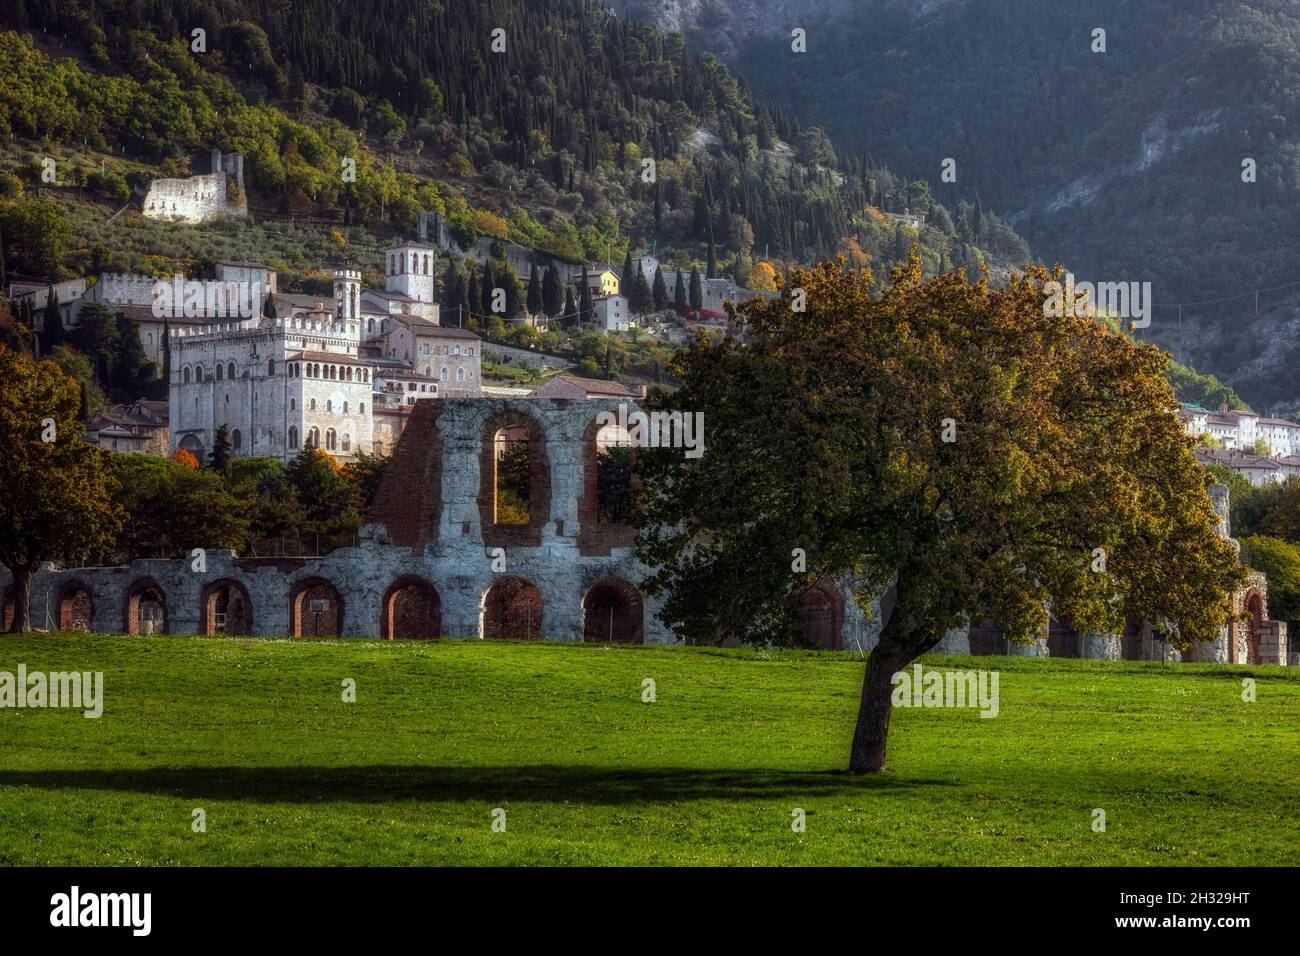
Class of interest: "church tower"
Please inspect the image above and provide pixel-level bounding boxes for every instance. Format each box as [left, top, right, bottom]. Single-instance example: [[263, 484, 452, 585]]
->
[[386, 242, 437, 304], [333, 268, 360, 324]]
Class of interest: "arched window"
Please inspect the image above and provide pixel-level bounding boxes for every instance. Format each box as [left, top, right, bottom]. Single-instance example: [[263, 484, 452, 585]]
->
[[410, 252, 418, 272], [360, 402, 365, 415], [267, 359, 275, 375], [289, 426, 299, 448], [326, 428, 337, 451], [423, 253, 430, 274], [343, 401, 349, 413], [228, 362, 236, 380], [347, 367, 354, 382], [327, 400, 333, 413], [307, 427, 319, 448], [290, 398, 296, 411], [453, 344, 461, 355], [366, 318, 373, 334], [440, 368, 448, 382], [342, 433, 351, 452], [310, 398, 317, 411], [231, 429, 242, 452], [456, 368, 464, 383], [216, 364, 224, 381], [147, 332, 154, 344], [183, 367, 191, 384]]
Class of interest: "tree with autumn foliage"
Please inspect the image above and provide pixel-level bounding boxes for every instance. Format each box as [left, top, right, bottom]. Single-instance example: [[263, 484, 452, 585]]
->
[[0, 347, 124, 632], [634, 256, 1246, 773]]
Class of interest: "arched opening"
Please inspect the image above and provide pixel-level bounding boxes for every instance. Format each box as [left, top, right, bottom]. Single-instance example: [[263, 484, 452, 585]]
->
[[582, 578, 644, 644], [1244, 590, 1265, 665], [57, 581, 94, 632], [796, 584, 843, 650], [381, 577, 442, 639], [290, 578, 344, 638], [493, 426, 531, 525], [124, 579, 168, 635], [201, 580, 253, 636], [1046, 614, 1082, 658], [482, 578, 543, 641], [479, 412, 550, 547], [179, 434, 205, 462]]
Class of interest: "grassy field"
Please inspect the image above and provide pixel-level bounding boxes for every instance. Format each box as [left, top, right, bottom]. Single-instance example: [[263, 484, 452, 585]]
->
[[0, 633, 1296, 866]]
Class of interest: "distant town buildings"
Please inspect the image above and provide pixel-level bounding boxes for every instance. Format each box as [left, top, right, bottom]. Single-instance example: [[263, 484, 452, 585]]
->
[[1182, 403, 1300, 485]]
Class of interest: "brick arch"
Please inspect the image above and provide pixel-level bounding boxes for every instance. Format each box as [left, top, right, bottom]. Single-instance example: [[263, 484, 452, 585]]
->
[[381, 576, 442, 640], [577, 413, 640, 556], [478, 410, 551, 548], [124, 577, 168, 635], [200, 579, 254, 636], [796, 583, 843, 650], [56, 579, 95, 632], [482, 577, 544, 640], [582, 576, 644, 644], [290, 578, 344, 638]]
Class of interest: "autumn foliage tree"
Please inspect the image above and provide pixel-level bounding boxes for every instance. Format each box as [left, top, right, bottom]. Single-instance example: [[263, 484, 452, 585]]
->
[[0, 347, 124, 632], [634, 256, 1245, 773]]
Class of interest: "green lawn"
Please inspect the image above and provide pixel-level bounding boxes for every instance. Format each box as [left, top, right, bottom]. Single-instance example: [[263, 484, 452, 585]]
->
[[0, 633, 1296, 866]]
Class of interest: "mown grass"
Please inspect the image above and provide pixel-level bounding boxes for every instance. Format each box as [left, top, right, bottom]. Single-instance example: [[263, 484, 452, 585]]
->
[[0, 633, 1296, 866]]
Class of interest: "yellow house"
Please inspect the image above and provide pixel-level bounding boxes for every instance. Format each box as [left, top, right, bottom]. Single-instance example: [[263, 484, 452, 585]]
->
[[582, 266, 620, 297]]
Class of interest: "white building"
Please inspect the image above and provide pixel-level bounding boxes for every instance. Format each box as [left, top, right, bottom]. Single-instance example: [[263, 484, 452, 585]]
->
[[594, 294, 631, 332]]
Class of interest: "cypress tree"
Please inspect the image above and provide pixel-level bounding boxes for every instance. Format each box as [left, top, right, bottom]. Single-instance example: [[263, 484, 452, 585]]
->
[[563, 286, 577, 328], [579, 266, 593, 326], [210, 424, 232, 472], [527, 266, 542, 317], [674, 270, 687, 316], [480, 261, 496, 315], [706, 239, 717, 279], [467, 266, 483, 318], [43, 290, 63, 350], [689, 267, 703, 312], [652, 266, 667, 312], [542, 265, 561, 317]]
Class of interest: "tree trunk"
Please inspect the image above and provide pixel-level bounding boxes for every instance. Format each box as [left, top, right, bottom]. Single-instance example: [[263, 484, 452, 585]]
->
[[7, 565, 32, 634], [848, 641, 910, 773]]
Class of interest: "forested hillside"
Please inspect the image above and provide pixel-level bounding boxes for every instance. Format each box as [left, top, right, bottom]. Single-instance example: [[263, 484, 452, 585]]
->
[[0, 0, 1030, 287], [616, 0, 1300, 413]]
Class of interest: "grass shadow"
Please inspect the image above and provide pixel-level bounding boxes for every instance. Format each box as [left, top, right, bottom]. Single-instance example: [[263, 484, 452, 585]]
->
[[0, 764, 955, 804]]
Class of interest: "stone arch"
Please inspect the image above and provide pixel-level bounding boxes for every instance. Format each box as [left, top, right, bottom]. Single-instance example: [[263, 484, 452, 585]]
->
[[124, 577, 168, 635], [381, 577, 442, 639], [478, 410, 551, 548], [582, 577, 644, 644], [578, 414, 638, 555], [179, 434, 205, 461], [200, 579, 253, 636], [796, 583, 843, 650], [482, 577, 544, 640], [290, 578, 344, 637]]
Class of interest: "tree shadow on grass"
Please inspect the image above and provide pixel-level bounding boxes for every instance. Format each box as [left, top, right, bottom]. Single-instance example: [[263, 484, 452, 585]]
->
[[0, 765, 956, 804]]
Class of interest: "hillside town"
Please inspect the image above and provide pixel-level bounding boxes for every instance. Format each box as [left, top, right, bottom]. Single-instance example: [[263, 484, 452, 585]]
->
[[6, 212, 764, 463]]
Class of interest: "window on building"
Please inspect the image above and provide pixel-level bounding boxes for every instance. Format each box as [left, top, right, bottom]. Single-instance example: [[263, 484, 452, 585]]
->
[[310, 398, 317, 410], [228, 362, 236, 380], [291, 399, 296, 411], [327, 400, 333, 413], [307, 427, 319, 448], [453, 344, 461, 355], [343, 401, 349, 413], [231, 429, 242, 452], [342, 433, 351, 452], [183, 367, 191, 384], [289, 426, 299, 448], [456, 368, 464, 383], [268, 359, 275, 375], [326, 429, 337, 451], [440, 368, 448, 382], [359, 402, 365, 415], [216, 364, 224, 381]]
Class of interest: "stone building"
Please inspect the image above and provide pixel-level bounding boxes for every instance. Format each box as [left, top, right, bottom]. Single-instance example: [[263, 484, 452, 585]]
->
[[1, 398, 882, 646], [143, 150, 248, 224]]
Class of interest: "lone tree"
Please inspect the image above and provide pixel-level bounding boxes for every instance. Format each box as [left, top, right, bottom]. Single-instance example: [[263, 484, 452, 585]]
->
[[635, 257, 1245, 773], [0, 347, 124, 632]]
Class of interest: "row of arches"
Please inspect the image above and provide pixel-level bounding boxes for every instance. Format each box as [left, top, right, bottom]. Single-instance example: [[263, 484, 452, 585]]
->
[[390, 251, 432, 276], [19, 576, 650, 644]]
